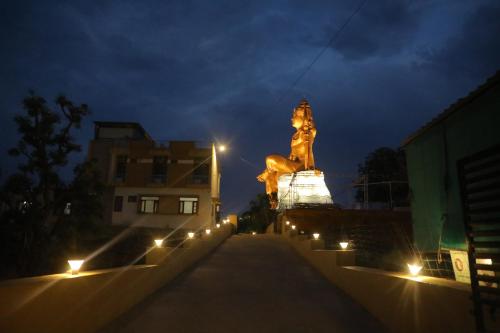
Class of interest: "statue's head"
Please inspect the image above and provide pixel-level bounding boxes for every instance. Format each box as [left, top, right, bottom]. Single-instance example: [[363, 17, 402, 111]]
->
[[291, 99, 314, 130]]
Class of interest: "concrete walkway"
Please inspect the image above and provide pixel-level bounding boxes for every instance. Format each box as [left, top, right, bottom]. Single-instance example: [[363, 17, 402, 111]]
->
[[101, 234, 387, 333]]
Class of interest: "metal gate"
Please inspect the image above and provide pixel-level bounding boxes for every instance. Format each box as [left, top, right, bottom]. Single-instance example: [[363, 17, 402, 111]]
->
[[458, 144, 500, 332]]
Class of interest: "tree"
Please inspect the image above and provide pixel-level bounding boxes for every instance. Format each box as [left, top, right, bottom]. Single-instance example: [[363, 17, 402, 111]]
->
[[238, 193, 276, 233], [0, 92, 103, 277], [355, 147, 409, 207], [8, 92, 89, 219], [50, 160, 105, 255]]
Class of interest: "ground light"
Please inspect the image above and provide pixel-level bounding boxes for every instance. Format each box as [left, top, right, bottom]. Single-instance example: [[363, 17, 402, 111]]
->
[[68, 260, 84, 275], [154, 239, 163, 247], [205, 229, 211, 235], [312, 233, 320, 240], [252, 231, 256, 235], [339, 242, 349, 250], [407, 263, 423, 276], [187, 232, 195, 239], [291, 225, 296, 230]]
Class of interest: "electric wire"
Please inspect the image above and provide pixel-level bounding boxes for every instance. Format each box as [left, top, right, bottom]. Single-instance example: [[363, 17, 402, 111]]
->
[[277, 0, 368, 104]]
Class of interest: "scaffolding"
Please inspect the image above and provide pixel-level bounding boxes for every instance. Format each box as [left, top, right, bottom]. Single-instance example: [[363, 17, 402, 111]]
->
[[277, 171, 333, 210]]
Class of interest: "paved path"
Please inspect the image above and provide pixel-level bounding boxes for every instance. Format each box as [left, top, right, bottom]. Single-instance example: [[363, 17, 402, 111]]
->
[[101, 234, 387, 333]]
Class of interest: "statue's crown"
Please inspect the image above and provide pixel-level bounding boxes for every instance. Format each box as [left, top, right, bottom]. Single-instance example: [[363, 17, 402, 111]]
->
[[298, 98, 310, 107], [295, 99, 312, 119]]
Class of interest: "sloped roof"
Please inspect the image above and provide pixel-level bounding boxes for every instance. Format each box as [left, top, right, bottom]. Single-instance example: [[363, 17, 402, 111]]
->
[[403, 71, 500, 146]]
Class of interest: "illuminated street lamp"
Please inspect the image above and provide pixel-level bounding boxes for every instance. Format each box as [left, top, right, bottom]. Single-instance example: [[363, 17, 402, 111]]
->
[[205, 228, 212, 235], [187, 232, 195, 239], [285, 221, 290, 225], [291, 225, 296, 230], [154, 239, 163, 247], [216, 223, 221, 228], [67, 259, 84, 275], [339, 242, 349, 250], [407, 263, 423, 276], [252, 231, 256, 235], [312, 233, 320, 240]]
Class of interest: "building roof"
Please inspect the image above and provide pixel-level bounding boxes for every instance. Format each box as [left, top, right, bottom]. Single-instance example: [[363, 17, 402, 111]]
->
[[403, 70, 500, 146], [94, 121, 151, 140]]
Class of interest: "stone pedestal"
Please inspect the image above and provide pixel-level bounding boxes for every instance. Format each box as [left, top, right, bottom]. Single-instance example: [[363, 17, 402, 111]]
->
[[335, 250, 355, 266], [310, 239, 325, 250], [182, 238, 196, 248], [297, 234, 308, 241], [146, 247, 175, 265], [277, 171, 333, 209]]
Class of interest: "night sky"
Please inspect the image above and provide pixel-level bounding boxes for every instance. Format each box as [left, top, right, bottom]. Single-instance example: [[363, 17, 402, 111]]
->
[[1, 0, 499, 214]]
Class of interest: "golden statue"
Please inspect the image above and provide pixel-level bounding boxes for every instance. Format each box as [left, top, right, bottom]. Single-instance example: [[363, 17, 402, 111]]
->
[[257, 99, 317, 209]]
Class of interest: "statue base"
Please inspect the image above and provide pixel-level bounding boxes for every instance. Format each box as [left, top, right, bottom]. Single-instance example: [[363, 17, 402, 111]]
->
[[277, 170, 333, 210]]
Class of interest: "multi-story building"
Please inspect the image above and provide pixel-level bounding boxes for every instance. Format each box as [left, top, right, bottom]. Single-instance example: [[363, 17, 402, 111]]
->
[[88, 121, 221, 230]]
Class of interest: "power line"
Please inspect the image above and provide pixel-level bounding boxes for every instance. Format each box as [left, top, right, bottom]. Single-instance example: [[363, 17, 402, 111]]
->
[[277, 0, 368, 104]]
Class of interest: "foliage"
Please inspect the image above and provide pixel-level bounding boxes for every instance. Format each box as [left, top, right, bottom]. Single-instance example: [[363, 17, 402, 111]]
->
[[238, 193, 276, 233], [7, 93, 89, 218], [0, 92, 104, 278], [355, 147, 409, 207]]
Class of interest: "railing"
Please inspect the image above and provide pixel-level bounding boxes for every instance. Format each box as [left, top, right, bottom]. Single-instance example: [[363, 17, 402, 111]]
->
[[458, 143, 500, 333]]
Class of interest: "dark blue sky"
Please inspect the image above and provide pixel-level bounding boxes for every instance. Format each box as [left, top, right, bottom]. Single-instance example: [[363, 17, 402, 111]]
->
[[1, 0, 499, 213]]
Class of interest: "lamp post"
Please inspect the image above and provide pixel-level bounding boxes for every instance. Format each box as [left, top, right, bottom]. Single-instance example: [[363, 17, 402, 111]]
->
[[339, 241, 349, 250], [211, 142, 227, 228], [67, 259, 84, 275], [407, 263, 423, 276]]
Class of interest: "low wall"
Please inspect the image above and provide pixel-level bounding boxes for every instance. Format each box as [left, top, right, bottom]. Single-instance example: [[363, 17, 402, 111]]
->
[[0, 224, 233, 333], [278, 209, 413, 269], [284, 231, 500, 333]]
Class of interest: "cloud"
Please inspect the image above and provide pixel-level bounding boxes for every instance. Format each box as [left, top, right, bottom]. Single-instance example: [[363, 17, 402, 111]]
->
[[314, 0, 422, 61], [417, 2, 500, 79], [1, 0, 499, 209]]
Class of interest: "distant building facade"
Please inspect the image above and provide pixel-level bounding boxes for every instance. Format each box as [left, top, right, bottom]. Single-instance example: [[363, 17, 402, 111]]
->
[[403, 71, 500, 252], [88, 121, 221, 230]]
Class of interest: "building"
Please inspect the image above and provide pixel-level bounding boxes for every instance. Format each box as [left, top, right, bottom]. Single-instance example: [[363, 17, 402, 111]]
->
[[88, 121, 221, 230], [403, 71, 500, 253]]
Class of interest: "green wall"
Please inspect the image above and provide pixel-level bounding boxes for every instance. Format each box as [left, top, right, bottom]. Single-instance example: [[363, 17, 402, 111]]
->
[[406, 84, 500, 251]]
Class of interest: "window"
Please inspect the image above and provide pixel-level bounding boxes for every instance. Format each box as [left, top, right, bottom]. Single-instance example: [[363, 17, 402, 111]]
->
[[115, 155, 127, 181], [140, 196, 159, 214], [128, 195, 137, 203], [152, 156, 167, 183], [114, 196, 123, 212], [179, 197, 198, 214], [192, 161, 209, 184]]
